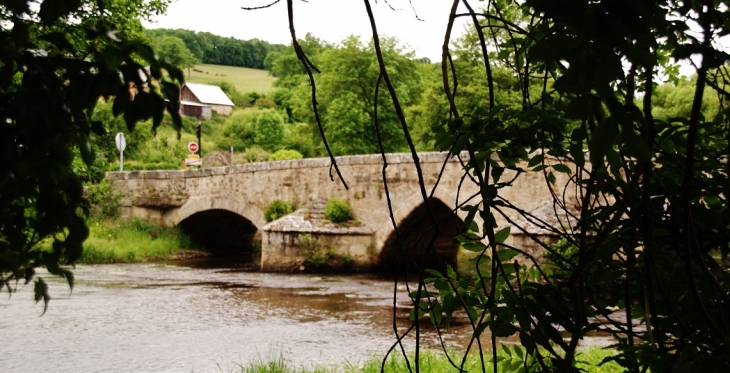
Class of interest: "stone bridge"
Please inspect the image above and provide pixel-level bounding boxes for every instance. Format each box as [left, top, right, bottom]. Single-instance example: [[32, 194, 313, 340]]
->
[[107, 152, 570, 271]]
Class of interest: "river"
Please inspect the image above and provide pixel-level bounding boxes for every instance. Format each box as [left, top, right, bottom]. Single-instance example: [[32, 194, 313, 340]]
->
[[0, 259, 485, 373]]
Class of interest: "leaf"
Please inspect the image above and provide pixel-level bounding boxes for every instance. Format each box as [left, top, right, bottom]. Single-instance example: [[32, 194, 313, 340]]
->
[[501, 344, 513, 358], [528, 153, 544, 167], [621, 128, 651, 161], [429, 301, 443, 326], [589, 119, 617, 165], [493, 322, 518, 337], [547, 171, 556, 185], [519, 331, 536, 354], [39, 0, 81, 24], [62, 270, 75, 292], [408, 302, 428, 321], [498, 248, 521, 262], [474, 321, 490, 337], [552, 163, 572, 174], [424, 269, 443, 278], [569, 142, 585, 168], [34, 277, 50, 315], [24, 267, 35, 285], [462, 241, 487, 252], [514, 345, 524, 360], [433, 278, 451, 292], [491, 165, 505, 184], [494, 226, 511, 243]]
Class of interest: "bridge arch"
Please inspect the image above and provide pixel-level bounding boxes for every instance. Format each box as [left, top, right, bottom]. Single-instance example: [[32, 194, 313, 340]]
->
[[377, 197, 465, 272], [165, 196, 265, 254], [164, 196, 265, 228]]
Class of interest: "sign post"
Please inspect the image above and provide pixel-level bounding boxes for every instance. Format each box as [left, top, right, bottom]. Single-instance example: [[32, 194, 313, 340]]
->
[[115, 132, 126, 171]]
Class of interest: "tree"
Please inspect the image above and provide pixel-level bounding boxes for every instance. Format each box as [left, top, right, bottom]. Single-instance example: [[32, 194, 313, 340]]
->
[[0, 0, 182, 311], [279, 0, 730, 371], [254, 109, 286, 151], [150, 35, 198, 73], [282, 35, 422, 155], [146, 28, 286, 69]]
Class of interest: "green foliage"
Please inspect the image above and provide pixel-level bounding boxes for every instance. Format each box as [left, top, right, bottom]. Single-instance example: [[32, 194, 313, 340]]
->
[[146, 29, 285, 69], [295, 234, 336, 268], [254, 109, 286, 151], [239, 146, 271, 163], [324, 198, 353, 223], [218, 109, 261, 152], [269, 35, 421, 155], [85, 179, 121, 219], [0, 0, 181, 309], [81, 219, 192, 264], [385, 0, 730, 371], [150, 35, 198, 70], [269, 149, 303, 161], [258, 0, 730, 370], [264, 200, 296, 222]]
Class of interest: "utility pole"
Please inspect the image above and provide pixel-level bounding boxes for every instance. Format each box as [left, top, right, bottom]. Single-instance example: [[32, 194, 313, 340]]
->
[[196, 118, 202, 162]]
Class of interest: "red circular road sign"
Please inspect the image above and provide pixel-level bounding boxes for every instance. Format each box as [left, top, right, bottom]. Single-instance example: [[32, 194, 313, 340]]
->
[[187, 142, 199, 153]]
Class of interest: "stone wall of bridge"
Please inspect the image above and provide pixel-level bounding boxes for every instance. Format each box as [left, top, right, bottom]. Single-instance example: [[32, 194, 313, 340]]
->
[[106, 152, 577, 270]]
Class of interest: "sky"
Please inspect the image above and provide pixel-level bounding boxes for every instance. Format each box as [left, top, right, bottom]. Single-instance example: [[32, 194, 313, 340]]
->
[[144, 0, 470, 62]]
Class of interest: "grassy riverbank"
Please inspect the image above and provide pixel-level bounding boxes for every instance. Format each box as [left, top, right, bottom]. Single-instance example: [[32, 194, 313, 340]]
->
[[79, 219, 196, 264], [230, 347, 623, 373]]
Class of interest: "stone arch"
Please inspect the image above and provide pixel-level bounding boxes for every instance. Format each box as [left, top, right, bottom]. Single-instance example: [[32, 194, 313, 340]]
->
[[165, 196, 265, 254], [164, 196, 265, 228], [377, 197, 465, 272]]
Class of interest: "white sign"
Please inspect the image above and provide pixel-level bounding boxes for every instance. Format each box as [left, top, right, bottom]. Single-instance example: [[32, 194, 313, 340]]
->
[[115, 132, 126, 152], [115, 132, 126, 171], [185, 154, 202, 166]]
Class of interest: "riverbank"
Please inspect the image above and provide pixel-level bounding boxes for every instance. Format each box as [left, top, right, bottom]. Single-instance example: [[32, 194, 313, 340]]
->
[[79, 218, 206, 264], [232, 347, 623, 373]]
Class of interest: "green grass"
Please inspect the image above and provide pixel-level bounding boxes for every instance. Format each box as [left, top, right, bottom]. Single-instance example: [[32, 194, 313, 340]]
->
[[186, 64, 275, 93], [79, 219, 194, 264], [225, 348, 624, 373]]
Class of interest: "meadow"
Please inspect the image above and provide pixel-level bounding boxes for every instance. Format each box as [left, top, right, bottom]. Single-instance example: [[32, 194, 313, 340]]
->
[[186, 64, 276, 93], [79, 218, 195, 263]]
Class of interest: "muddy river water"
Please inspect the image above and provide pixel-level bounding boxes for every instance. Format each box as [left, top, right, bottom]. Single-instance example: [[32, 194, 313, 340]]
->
[[1, 259, 493, 372]]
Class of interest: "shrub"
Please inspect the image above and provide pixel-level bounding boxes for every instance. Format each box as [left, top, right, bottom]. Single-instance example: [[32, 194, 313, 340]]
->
[[254, 109, 285, 151], [325, 198, 352, 223], [86, 179, 121, 219], [254, 97, 277, 109], [241, 146, 270, 163], [269, 149, 303, 161], [264, 200, 295, 222]]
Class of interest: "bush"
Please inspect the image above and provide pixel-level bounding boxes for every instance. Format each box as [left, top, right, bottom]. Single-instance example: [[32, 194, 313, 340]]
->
[[325, 198, 352, 223], [240, 146, 271, 163], [264, 200, 296, 222], [86, 179, 121, 219], [269, 149, 303, 161], [254, 109, 285, 151]]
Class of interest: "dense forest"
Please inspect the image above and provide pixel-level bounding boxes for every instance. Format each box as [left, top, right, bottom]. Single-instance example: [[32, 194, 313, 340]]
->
[[146, 28, 286, 69]]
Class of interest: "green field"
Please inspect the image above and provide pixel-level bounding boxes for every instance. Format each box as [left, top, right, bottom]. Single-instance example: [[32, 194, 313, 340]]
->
[[185, 64, 275, 94]]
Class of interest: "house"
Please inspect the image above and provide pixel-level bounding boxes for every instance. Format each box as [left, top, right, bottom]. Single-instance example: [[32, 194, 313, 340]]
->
[[180, 82, 235, 119]]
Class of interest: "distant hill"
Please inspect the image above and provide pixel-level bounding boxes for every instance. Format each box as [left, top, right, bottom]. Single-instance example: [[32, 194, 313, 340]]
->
[[185, 64, 275, 94]]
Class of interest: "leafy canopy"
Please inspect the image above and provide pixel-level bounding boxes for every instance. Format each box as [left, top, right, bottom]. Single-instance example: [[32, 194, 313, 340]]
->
[[0, 0, 181, 312]]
